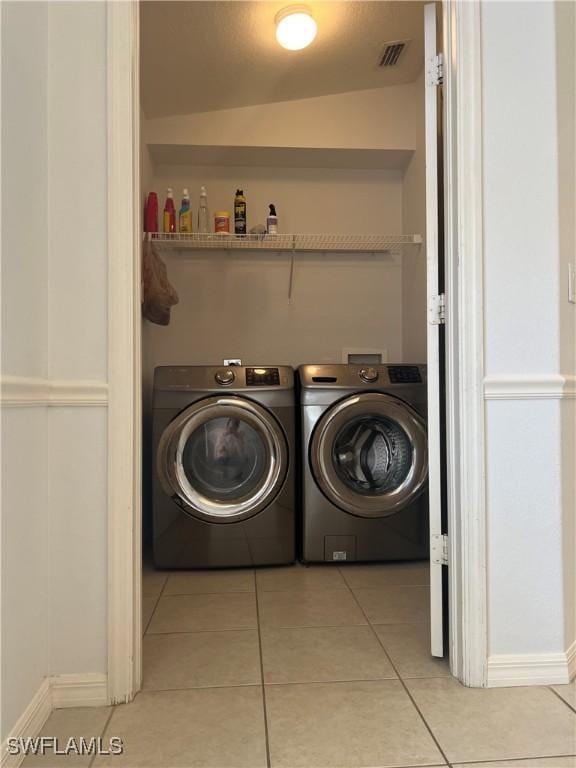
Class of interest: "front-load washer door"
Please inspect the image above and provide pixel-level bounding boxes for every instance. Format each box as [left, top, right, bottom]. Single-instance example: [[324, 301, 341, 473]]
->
[[158, 396, 288, 523], [310, 392, 428, 518]]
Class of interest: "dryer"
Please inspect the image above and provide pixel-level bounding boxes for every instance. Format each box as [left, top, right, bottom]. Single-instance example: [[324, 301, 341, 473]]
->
[[299, 364, 429, 563], [152, 365, 296, 568]]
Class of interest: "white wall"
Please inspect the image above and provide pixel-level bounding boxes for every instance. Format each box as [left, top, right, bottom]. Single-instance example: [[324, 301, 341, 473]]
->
[[1, 0, 108, 739], [1, 1, 49, 380], [481, 0, 574, 665], [144, 85, 416, 153], [1, 1, 50, 739], [46, 0, 108, 677], [48, 0, 107, 383]]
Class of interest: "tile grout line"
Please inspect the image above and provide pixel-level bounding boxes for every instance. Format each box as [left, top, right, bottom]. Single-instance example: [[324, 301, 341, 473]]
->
[[138, 682, 264, 695], [142, 674, 465, 695], [88, 702, 116, 768], [547, 685, 576, 716], [145, 621, 430, 634], [338, 565, 452, 767], [448, 754, 576, 766], [253, 570, 272, 768], [145, 627, 259, 636], [142, 572, 170, 635]]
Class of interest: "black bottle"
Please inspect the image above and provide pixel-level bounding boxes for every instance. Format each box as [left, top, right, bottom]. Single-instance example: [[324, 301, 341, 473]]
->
[[234, 189, 247, 235]]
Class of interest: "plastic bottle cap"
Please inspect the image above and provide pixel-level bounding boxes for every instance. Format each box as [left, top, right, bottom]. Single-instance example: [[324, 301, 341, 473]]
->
[[167, 188, 173, 196], [200, 186, 207, 195], [183, 188, 189, 196]]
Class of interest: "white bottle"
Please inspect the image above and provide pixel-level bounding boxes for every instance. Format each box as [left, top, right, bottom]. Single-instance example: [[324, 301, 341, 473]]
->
[[198, 186, 209, 234]]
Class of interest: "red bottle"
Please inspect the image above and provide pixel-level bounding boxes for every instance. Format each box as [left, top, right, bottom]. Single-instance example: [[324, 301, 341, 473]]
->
[[144, 192, 158, 233], [163, 188, 176, 233]]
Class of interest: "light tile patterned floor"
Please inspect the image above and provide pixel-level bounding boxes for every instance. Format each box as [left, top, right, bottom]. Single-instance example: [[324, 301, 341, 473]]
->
[[24, 561, 576, 768]]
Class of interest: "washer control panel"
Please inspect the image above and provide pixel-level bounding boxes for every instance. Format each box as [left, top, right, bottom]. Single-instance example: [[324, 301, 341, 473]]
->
[[246, 367, 280, 386], [388, 365, 422, 384]]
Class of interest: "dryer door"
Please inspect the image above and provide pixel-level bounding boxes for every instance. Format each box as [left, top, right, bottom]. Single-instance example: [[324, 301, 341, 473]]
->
[[311, 393, 428, 518], [158, 396, 288, 523]]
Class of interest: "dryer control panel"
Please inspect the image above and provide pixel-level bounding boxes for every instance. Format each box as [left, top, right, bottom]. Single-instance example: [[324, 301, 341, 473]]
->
[[246, 367, 280, 386]]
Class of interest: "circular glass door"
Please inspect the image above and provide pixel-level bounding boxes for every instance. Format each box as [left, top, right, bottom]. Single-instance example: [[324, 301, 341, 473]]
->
[[311, 393, 427, 518], [158, 396, 288, 523]]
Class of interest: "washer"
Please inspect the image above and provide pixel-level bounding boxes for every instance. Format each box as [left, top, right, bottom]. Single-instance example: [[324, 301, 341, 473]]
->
[[153, 365, 296, 568], [299, 364, 429, 563]]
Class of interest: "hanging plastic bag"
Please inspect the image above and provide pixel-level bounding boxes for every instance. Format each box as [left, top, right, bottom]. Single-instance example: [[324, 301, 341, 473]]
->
[[142, 238, 179, 326]]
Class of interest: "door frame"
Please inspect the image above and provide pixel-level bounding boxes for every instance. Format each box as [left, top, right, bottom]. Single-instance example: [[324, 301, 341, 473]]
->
[[106, 0, 487, 702], [442, 0, 487, 687], [107, 0, 142, 703]]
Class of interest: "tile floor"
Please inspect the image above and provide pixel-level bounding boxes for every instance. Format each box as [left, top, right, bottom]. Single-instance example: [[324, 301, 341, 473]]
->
[[25, 561, 576, 768]]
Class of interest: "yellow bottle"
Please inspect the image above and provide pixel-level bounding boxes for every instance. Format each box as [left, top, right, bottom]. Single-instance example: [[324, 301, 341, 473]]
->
[[179, 188, 193, 233]]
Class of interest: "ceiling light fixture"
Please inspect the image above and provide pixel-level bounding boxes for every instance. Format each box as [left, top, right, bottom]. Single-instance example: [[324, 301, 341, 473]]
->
[[275, 5, 317, 51]]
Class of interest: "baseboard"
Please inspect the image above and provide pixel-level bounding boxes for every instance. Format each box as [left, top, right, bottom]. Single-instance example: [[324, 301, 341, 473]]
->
[[50, 673, 108, 709], [487, 649, 574, 687], [567, 640, 576, 681], [0, 679, 52, 768], [1, 674, 108, 768]]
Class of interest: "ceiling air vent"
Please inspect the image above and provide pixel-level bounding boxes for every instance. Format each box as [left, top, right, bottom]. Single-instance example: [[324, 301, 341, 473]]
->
[[378, 40, 410, 68]]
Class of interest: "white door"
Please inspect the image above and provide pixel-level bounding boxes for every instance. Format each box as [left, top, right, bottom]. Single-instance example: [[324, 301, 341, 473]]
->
[[424, 2, 447, 658]]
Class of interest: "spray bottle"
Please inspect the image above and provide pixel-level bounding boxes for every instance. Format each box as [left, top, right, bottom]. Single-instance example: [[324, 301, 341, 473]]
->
[[163, 188, 176, 234], [198, 186, 209, 234], [267, 204, 278, 235], [179, 188, 192, 233]]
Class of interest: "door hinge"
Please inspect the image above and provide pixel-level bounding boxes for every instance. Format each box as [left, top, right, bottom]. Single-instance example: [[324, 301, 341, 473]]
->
[[426, 53, 444, 86], [428, 293, 446, 325], [431, 533, 449, 566]]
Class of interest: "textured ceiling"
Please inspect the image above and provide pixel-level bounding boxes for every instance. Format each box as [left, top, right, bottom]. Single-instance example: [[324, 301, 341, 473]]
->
[[141, 1, 426, 117]]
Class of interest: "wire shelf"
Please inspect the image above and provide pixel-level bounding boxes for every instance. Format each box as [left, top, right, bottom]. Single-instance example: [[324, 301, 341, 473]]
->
[[149, 232, 422, 254]]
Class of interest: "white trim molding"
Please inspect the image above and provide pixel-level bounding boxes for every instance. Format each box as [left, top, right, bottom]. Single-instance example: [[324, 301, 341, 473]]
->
[[0, 679, 52, 768], [487, 646, 575, 687], [484, 374, 576, 400], [107, 0, 142, 705], [50, 673, 108, 709], [568, 640, 576, 681], [1, 675, 108, 768], [0, 376, 108, 407]]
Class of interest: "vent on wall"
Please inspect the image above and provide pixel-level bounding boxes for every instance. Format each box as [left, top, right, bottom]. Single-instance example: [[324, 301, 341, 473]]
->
[[378, 40, 410, 67]]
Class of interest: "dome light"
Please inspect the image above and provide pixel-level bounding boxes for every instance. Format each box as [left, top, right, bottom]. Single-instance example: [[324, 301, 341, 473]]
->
[[275, 6, 317, 51]]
